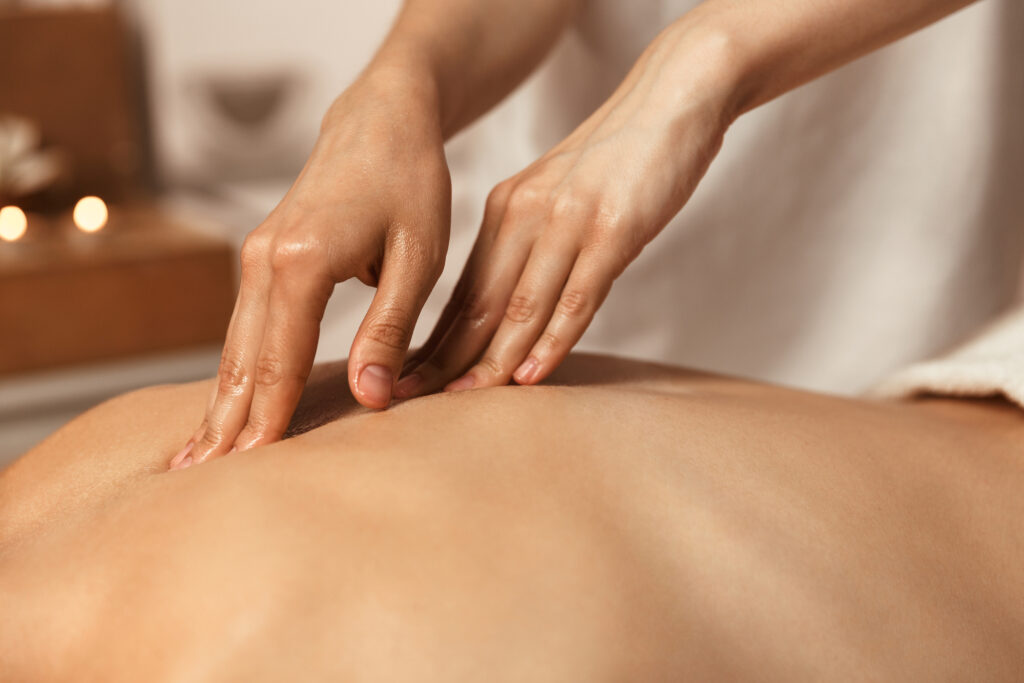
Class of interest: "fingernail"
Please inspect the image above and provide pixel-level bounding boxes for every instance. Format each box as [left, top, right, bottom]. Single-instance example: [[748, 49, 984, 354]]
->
[[174, 455, 194, 470], [445, 375, 476, 392], [513, 357, 540, 384], [358, 364, 393, 407], [169, 440, 194, 470], [395, 373, 423, 399]]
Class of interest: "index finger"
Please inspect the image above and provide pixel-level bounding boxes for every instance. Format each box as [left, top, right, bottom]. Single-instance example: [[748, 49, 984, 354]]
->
[[231, 263, 333, 452], [179, 234, 272, 468]]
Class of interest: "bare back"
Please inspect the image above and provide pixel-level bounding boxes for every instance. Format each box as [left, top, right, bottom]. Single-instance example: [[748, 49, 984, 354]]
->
[[2, 354, 1023, 681]]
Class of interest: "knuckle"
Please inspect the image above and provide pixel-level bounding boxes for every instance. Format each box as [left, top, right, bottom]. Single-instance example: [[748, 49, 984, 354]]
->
[[504, 294, 537, 324], [485, 180, 516, 215], [538, 331, 561, 351], [217, 355, 249, 395], [557, 289, 590, 317], [505, 183, 547, 220], [364, 310, 413, 351], [549, 191, 587, 223], [197, 424, 223, 449], [254, 355, 286, 388], [269, 238, 318, 274], [476, 355, 504, 378], [239, 231, 271, 275]]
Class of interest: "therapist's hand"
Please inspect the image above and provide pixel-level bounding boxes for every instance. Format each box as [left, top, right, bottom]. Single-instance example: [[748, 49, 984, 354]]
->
[[175, 72, 450, 468], [395, 27, 737, 398]]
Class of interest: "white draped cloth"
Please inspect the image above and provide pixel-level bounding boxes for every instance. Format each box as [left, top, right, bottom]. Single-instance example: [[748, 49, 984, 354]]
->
[[874, 303, 1024, 407]]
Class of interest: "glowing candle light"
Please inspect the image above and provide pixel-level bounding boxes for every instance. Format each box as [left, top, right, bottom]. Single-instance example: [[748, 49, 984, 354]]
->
[[0, 205, 28, 242], [73, 196, 108, 233]]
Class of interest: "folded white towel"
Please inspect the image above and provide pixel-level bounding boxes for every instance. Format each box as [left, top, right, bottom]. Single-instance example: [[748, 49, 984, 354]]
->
[[871, 304, 1024, 407]]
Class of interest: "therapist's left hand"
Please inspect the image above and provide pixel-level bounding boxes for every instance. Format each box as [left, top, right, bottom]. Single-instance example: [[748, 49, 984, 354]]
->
[[395, 28, 737, 398]]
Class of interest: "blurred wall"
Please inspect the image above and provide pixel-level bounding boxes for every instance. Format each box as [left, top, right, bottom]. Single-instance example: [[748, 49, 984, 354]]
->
[[133, 0, 402, 184]]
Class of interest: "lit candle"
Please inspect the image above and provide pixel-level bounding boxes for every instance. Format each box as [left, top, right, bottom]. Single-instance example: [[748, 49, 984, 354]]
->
[[0, 205, 28, 242], [73, 196, 109, 234]]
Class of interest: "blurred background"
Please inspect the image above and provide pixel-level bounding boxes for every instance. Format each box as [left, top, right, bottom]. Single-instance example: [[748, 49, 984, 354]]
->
[[1, 0, 1021, 465], [0, 0, 415, 462]]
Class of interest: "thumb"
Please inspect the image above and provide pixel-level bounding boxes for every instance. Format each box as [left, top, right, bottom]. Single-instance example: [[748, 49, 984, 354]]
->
[[349, 248, 440, 409]]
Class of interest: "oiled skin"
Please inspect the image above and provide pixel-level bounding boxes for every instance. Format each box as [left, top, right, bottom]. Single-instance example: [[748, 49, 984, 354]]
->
[[1, 354, 1023, 681]]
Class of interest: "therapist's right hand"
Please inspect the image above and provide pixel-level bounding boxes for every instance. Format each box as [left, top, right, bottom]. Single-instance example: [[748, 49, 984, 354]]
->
[[171, 71, 450, 469]]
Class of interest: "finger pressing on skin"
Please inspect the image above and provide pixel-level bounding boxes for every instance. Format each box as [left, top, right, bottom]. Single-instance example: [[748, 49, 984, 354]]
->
[[168, 422, 207, 472], [398, 270, 471, 379], [396, 232, 533, 397], [231, 271, 332, 452], [397, 190, 508, 386], [172, 236, 273, 470], [511, 253, 617, 386], [168, 375, 220, 468], [348, 244, 441, 409], [444, 238, 577, 392]]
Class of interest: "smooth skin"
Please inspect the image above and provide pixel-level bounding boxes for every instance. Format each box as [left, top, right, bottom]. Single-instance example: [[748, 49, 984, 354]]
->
[[181, 0, 979, 467], [4, 354, 1024, 680]]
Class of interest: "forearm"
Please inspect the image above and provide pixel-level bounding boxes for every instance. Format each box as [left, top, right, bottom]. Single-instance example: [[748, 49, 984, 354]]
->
[[667, 0, 979, 120], [360, 0, 583, 138]]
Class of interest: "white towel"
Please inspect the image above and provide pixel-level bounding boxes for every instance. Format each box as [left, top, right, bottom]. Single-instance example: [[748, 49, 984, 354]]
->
[[871, 304, 1024, 407]]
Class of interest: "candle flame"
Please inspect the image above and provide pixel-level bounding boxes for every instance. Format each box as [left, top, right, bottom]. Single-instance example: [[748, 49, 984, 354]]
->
[[0, 205, 28, 242], [73, 196, 108, 233]]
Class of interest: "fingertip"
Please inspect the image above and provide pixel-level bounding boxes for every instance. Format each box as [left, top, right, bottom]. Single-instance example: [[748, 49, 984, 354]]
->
[[513, 356, 541, 385], [168, 440, 195, 470], [234, 429, 260, 452], [445, 374, 476, 393], [355, 363, 394, 409]]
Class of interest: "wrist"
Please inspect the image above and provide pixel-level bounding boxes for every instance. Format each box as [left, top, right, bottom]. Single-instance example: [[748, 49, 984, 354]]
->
[[321, 54, 444, 137], [639, 13, 754, 132]]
